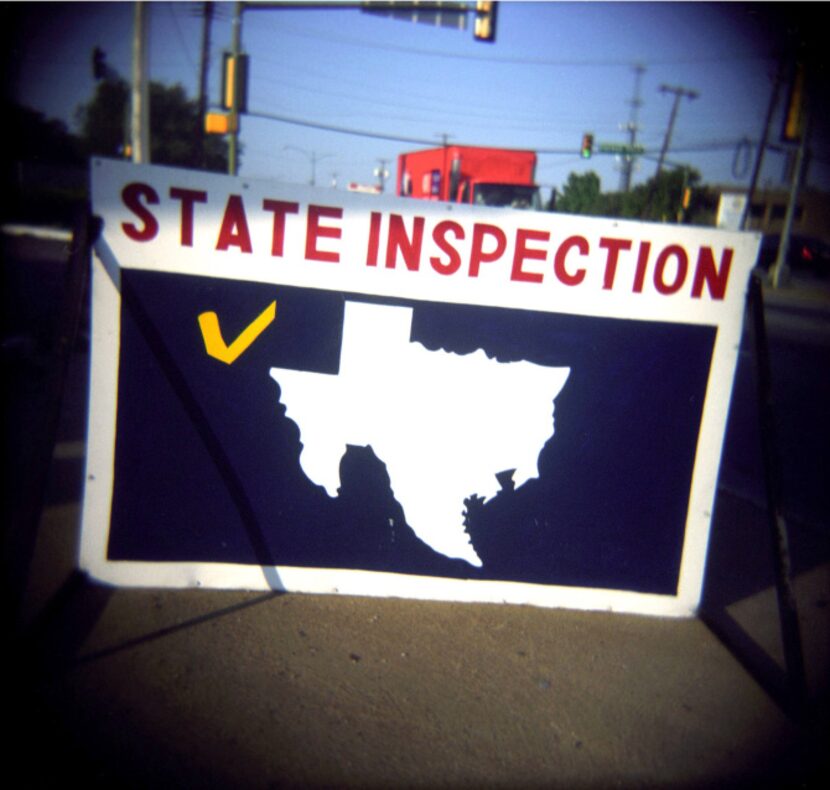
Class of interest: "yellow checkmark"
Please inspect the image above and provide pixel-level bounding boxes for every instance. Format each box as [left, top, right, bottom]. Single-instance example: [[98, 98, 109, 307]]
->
[[198, 300, 277, 365]]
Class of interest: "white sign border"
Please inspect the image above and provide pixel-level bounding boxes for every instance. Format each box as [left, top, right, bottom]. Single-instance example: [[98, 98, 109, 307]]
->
[[79, 159, 760, 617]]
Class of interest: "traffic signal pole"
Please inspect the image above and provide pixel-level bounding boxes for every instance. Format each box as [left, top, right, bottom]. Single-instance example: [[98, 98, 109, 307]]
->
[[229, 1, 243, 176], [131, 1, 150, 164], [772, 94, 809, 288], [197, 3, 214, 169], [741, 60, 785, 231], [219, 3, 492, 178]]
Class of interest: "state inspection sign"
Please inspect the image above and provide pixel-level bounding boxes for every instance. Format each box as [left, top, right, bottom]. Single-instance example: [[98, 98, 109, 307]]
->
[[81, 158, 760, 616]]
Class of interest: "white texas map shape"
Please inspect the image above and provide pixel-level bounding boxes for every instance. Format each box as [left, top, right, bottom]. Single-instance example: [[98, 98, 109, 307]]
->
[[269, 301, 570, 567]]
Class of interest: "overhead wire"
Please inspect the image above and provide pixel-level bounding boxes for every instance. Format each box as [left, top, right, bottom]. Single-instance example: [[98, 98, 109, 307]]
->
[[246, 106, 758, 158], [259, 18, 778, 69], [241, 29, 772, 165], [235, 10, 787, 185], [164, 2, 197, 71]]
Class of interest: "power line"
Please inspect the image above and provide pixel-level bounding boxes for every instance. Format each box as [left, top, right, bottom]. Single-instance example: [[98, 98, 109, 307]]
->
[[166, 2, 197, 70], [261, 20, 778, 68], [247, 108, 440, 146], [248, 107, 582, 151], [246, 106, 757, 157]]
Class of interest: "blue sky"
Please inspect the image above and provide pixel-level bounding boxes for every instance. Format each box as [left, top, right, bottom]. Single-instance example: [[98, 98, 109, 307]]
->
[[7, 2, 828, 197]]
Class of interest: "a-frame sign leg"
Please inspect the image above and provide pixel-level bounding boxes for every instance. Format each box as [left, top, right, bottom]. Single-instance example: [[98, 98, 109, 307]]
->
[[702, 273, 811, 722], [746, 272, 809, 718], [6, 208, 109, 660]]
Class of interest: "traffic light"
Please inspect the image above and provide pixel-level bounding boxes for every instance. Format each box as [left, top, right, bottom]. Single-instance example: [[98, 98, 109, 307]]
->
[[581, 133, 594, 159], [222, 52, 250, 113], [92, 47, 108, 80], [205, 112, 237, 135], [474, 1, 497, 43], [782, 62, 805, 143]]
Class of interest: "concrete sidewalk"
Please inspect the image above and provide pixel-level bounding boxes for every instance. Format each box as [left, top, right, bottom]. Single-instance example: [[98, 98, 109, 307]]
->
[[12, 500, 828, 789]]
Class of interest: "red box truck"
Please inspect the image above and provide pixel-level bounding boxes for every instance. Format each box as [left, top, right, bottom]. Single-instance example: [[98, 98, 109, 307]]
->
[[397, 145, 541, 210]]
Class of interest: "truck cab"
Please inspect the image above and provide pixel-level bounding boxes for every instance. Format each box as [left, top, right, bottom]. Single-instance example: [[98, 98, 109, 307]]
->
[[459, 180, 541, 210]]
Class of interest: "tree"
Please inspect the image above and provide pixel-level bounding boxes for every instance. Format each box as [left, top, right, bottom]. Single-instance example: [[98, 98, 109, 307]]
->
[[556, 171, 604, 215], [3, 102, 88, 224], [76, 78, 229, 172], [8, 103, 86, 165], [630, 167, 701, 222], [553, 166, 714, 226], [75, 78, 130, 159]]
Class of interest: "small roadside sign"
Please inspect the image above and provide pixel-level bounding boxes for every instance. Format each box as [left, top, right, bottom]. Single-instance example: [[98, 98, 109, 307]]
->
[[716, 192, 748, 232], [598, 142, 646, 155]]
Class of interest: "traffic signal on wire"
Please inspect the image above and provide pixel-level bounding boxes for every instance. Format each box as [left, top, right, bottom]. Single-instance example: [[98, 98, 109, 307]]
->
[[782, 63, 805, 142], [581, 133, 594, 159], [222, 52, 250, 113], [474, 1, 497, 43]]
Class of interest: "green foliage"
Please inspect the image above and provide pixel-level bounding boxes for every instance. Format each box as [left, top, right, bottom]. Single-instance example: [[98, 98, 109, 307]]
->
[[9, 104, 86, 165], [75, 78, 229, 172], [554, 166, 714, 225], [633, 167, 701, 222], [556, 171, 603, 215], [5, 75, 230, 224], [75, 78, 130, 158], [3, 102, 88, 224]]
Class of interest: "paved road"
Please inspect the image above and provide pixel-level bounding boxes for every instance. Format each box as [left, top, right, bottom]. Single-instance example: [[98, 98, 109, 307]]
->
[[4, 226, 828, 788]]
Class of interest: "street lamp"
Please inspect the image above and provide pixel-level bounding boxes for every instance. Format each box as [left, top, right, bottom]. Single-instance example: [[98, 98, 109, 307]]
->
[[283, 146, 333, 187]]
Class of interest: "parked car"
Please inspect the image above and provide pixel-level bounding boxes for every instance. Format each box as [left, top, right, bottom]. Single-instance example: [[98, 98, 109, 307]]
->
[[756, 233, 830, 277]]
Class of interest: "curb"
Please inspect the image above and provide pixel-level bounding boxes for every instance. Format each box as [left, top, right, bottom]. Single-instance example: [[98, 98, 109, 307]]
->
[[1, 224, 74, 242], [762, 285, 830, 318]]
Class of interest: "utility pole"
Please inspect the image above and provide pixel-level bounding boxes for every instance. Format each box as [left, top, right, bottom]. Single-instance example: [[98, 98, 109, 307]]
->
[[131, 1, 151, 164], [283, 146, 332, 186], [741, 60, 785, 231], [437, 132, 453, 200], [375, 159, 390, 193], [654, 84, 698, 177], [309, 151, 320, 187], [772, 73, 810, 288], [197, 2, 214, 169], [228, 1, 243, 176], [620, 63, 645, 192]]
